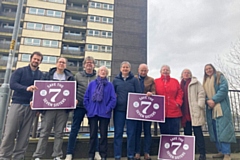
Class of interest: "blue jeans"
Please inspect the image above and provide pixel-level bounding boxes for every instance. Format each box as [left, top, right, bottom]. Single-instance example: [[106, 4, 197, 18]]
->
[[212, 120, 231, 154], [114, 111, 137, 158], [66, 108, 86, 155], [159, 118, 180, 135], [135, 121, 152, 154]]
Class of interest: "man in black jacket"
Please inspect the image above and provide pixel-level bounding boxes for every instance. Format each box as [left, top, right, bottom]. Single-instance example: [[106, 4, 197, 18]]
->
[[0, 51, 43, 160]]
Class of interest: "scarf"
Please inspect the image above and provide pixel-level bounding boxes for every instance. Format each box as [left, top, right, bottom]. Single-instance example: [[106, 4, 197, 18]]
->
[[92, 76, 108, 102], [180, 78, 191, 127], [203, 75, 223, 119]]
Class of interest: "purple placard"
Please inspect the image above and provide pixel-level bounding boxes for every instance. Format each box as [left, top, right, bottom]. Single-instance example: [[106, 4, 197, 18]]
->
[[126, 93, 165, 122], [158, 135, 195, 160], [32, 80, 76, 110]]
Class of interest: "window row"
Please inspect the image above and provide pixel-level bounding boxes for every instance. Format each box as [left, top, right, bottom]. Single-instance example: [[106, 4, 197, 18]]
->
[[26, 22, 61, 32], [29, 7, 62, 18], [87, 30, 112, 38], [21, 54, 57, 64], [24, 38, 59, 48], [95, 60, 111, 68], [42, 0, 64, 3], [87, 44, 112, 53], [89, 16, 113, 24], [89, 2, 114, 10]]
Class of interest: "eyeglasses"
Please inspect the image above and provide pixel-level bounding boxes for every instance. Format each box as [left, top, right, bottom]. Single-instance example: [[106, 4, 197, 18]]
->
[[58, 61, 66, 64]]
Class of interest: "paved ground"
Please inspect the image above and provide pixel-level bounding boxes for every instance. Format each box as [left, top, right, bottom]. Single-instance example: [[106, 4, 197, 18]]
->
[[40, 153, 240, 160]]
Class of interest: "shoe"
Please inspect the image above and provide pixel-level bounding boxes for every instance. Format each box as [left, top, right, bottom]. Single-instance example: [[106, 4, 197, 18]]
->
[[134, 153, 140, 160], [54, 157, 61, 160], [144, 154, 151, 160], [95, 152, 101, 160], [199, 154, 206, 160], [223, 154, 231, 160], [65, 154, 72, 160], [35, 158, 41, 160], [212, 152, 224, 158]]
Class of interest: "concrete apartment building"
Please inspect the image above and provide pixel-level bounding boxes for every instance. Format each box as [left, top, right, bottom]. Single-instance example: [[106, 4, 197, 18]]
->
[[0, 0, 147, 84]]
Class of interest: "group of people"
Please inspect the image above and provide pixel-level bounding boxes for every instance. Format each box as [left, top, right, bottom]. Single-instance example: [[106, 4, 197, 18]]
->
[[0, 51, 236, 160]]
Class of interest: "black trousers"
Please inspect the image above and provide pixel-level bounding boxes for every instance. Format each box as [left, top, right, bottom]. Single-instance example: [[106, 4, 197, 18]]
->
[[88, 116, 110, 158], [184, 121, 206, 155]]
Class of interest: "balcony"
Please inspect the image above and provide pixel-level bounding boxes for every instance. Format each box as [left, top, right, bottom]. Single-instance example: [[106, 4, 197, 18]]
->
[[62, 48, 84, 57], [0, 59, 17, 67], [0, 12, 25, 19], [0, 27, 22, 34], [63, 34, 86, 41], [2, 0, 27, 3], [65, 19, 87, 27], [0, 41, 20, 50], [66, 6, 87, 13]]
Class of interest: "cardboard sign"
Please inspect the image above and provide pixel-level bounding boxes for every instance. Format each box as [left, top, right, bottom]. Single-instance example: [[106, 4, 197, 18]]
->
[[126, 93, 165, 122], [32, 80, 76, 110], [158, 135, 195, 160]]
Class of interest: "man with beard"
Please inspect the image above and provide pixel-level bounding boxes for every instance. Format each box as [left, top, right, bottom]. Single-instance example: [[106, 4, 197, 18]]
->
[[0, 51, 43, 160]]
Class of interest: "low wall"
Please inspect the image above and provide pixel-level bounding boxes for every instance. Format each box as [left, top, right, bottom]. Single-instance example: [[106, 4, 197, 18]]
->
[[24, 135, 240, 159]]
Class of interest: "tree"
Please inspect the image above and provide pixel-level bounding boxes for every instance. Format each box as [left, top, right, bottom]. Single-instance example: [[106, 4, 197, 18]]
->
[[216, 38, 240, 90]]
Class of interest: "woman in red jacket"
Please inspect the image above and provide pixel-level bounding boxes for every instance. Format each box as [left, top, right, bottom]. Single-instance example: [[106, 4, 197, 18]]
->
[[154, 65, 183, 135]]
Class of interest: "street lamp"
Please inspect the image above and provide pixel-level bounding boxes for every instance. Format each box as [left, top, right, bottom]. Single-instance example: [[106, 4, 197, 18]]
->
[[0, 0, 25, 143]]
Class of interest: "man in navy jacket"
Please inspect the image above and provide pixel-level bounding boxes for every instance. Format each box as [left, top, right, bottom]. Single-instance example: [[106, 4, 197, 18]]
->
[[0, 51, 43, 160]]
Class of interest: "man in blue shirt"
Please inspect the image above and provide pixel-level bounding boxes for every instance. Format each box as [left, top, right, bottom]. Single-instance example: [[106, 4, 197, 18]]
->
[[0, 51, 43, 160]]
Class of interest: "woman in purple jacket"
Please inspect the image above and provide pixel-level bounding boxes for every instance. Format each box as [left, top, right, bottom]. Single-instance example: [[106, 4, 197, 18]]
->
[[84, 66, 116, 160]]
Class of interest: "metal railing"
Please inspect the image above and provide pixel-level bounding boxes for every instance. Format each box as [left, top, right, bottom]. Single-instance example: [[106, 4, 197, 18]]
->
[[0, 27, 22, 34], [0, 12, 25, 19], [66, 6, 87, 12], [63, 34, 86, 41], [65, 19, 87, 26], [2, 0, 27, 3], [0, 41, 20, 50], [30, 90, 240, 138], [61, 48, 84, 56]]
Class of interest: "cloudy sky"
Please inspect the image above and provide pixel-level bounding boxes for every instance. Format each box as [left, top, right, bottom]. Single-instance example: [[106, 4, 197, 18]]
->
[[147, 0, 240, 81]]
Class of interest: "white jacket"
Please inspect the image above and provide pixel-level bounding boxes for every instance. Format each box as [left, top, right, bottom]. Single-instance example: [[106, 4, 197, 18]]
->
[[187, 77, 206, 126]]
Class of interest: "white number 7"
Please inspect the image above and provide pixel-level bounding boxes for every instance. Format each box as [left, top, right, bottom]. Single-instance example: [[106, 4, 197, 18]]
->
[[141, 101, 152, 114], [171, 142, 181, 155], [49, 89, 61, 102]]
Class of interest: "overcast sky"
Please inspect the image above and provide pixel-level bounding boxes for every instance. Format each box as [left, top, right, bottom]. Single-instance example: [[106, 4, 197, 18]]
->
[[147, 0, 240, 82]]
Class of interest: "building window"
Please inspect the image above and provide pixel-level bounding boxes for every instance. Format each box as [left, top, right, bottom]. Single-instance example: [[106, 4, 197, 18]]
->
[[87, 44, 99, 51], [88, 30, 100, 36], [100, 46, 112, 52], [47, 0, 64, 3], [90, 2, 101, 8], [42, 40, 58, 48], [42, 56, 57, 64], [21, 54, 31, 61], [46, 10, 62, 18], [98, 17, 113, 24], [26, 22, 43, 30], [96, 60, 111, 68], [89, 16, 100, 22], [29, 8, 45, 15], [45, 25, 61, 32], [24, 38, 41, 46]]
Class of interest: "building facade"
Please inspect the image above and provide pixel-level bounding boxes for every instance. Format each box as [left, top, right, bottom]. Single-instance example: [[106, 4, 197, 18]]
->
[[0, 0, 147, 84]]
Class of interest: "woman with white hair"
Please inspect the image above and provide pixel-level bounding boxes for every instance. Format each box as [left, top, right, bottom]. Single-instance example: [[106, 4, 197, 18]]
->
[[84, 66, 116, 160], [154, 65, 183, 135], [180, 69, 206, 160]]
